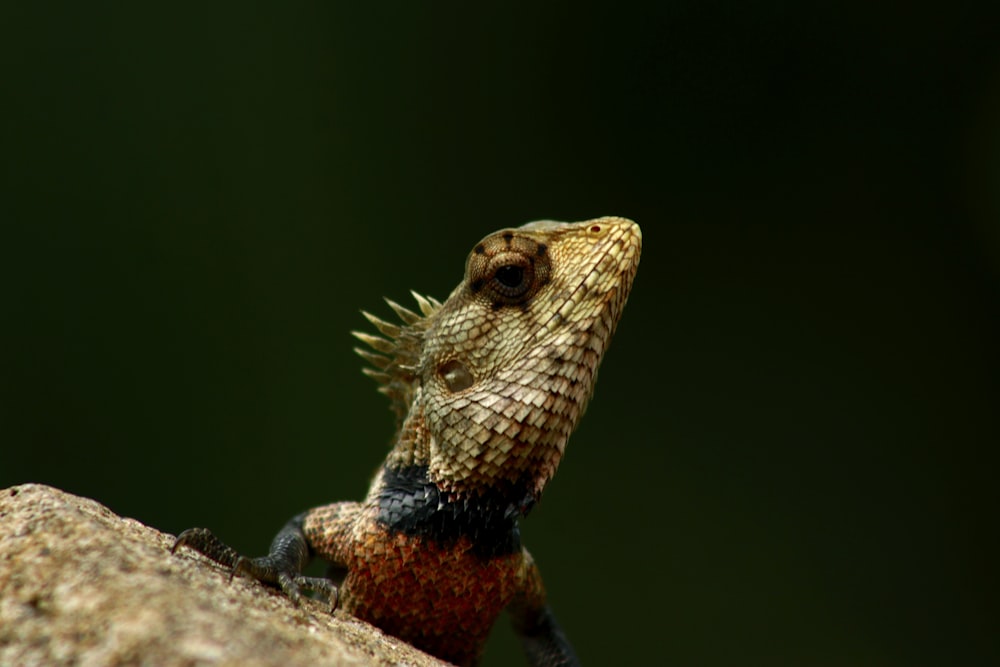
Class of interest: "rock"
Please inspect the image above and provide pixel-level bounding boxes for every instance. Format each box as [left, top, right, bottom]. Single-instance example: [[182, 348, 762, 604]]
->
[[0, 484, 446, 667]]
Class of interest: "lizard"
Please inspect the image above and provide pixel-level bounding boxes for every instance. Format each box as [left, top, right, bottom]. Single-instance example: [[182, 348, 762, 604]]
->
[[173, 216, 642, 666]]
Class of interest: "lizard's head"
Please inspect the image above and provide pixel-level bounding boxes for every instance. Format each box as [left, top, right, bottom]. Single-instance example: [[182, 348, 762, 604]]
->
[[355, 217, 641, 507]]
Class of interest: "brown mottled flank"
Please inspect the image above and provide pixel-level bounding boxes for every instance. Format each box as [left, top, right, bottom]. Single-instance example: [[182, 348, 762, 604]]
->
[[175, 217, 641, 666]]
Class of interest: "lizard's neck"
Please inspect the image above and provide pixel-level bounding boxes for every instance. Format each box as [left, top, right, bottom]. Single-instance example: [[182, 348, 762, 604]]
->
[[383, 391, 433, 469], [373, 463, 530, 559], [385, 391, 564, 504]]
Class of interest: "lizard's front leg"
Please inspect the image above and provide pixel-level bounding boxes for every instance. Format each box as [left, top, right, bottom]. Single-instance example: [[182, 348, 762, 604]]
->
[[508, 549, 580, 667], [173, 504, 357, 609]]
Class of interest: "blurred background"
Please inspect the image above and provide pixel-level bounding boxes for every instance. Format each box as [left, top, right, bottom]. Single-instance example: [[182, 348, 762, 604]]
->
[[3, 2, 999, 665]]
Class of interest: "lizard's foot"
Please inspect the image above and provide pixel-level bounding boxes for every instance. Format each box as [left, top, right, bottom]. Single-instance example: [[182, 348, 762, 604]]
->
[[232, 555, 339, 609], [172, 528, 242, 567], [172, 527, 338, 611]]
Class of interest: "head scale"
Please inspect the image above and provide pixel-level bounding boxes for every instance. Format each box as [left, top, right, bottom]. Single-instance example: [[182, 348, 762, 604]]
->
[[355, 216, 642, 506]]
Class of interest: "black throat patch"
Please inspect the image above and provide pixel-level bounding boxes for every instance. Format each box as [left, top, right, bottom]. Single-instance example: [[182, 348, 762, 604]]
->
[[376, 465, 533, 559]]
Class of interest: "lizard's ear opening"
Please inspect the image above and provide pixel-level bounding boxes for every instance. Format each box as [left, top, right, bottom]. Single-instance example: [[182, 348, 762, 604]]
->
[[438, 359, 474, 392]]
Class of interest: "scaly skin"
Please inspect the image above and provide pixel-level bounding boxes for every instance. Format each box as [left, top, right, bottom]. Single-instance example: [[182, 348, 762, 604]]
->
[[174, 217, 641, 666]]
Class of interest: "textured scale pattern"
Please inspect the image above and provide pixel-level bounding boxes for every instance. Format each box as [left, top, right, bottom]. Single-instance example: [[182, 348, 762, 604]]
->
[[359, 218, 642, 501], [174, 217, 641, 667], [304, 501, 528, 666]]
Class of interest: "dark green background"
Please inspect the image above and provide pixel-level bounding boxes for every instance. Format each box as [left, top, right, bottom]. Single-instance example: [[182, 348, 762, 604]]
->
[[3, 3, 998, 665]]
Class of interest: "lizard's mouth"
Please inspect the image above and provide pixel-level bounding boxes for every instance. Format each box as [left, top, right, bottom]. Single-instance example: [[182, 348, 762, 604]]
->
[[531, 216, 642, 348]]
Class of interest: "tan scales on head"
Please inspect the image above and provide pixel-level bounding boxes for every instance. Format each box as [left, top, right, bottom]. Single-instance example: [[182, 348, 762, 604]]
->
[[354, 217, 642, 500]]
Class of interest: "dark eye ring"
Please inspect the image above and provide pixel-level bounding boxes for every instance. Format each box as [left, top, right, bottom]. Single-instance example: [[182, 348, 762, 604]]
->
[[466, 235, 551, 307]]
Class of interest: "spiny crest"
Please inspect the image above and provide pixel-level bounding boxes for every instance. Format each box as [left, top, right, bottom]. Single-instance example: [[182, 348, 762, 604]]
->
[[351, 290, 441, 423]]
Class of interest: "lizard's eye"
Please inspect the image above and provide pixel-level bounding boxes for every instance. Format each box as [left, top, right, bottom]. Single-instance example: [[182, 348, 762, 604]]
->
[[481, 257, 533, 303], [493, 264, 528, 295], [467, 232, 551, 308]]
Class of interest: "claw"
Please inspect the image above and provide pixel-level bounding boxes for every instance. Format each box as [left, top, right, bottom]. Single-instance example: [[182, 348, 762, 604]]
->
[[276, 571, 302, 604], [293, 575, 339, 612], [170, 533, 187, 555], [230, 555, 250, 583], [170, 522, 335, 610], [172, 527, 203, 554]]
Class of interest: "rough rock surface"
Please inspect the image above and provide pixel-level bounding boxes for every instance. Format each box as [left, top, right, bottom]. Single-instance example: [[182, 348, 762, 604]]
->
[[0, 484, 447, 667]]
